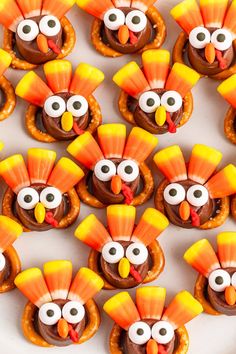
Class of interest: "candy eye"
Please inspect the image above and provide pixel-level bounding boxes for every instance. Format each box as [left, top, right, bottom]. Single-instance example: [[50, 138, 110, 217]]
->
[[39, 302, 61, 325], [139, 91, 160, 113], [189, 26, 211, 49], [40, 187, 62, 209], [104, 9, 125, 30], [161, 91, 182, 113], [39, 15, 61, 37], [0, 253, 6, 272], [126, 243, 148, 265], [62, 301, 85, 324], [17, 19, 39, 41], [44, 96, 66, 118], [117, 160, 139, 183], [126, 10, 147, 33], [211, 28, 232, 51], [187, 185, 209, 207], [128, 321, 151, 345], [102, 241, 124, 264], [231, 272, 236, 287], [209, 269, 231, 292], [164, 183, 186, 205], [67, 95, 88, 118], [94, 159, 116, 182], [17, 187, 39, 210], [152, 321, 174, 345]]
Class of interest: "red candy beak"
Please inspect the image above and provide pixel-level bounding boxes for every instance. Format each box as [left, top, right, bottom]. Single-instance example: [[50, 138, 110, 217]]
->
[[48, 39, 61, 54]]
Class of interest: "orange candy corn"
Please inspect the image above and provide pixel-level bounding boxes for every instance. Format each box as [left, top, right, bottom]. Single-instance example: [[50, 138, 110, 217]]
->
[[217, 74, 236, 109], [142, 50, 170, 89], [42, 0, 76, 18], [76, 0, 114, 19], [0, 0, 24, 32], [16, 0, 42, 18], [0, 49, 12, 78], [98, 124, 126, 159], [136, 287, 166, 320], [200, 0, 228, 28], [107, 205, 136, 242], [224, 0, 236, 39], [217, 232, 236, 269], [0, 216, 22, 253], [44, 60, 72, 94], [27, 148, 57, 184], [205, 164, 236, 199]]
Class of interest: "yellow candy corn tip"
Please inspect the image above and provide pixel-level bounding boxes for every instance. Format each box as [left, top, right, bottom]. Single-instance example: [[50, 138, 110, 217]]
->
[[175, 291, 204, 314], [0, 49, 12, 67], [0, 215, 23, 236], [44, 260, 73, 273], [79, 267, 104, 288], [191, 144, 222, 164], [142, 208, 169, 229], [74, 214, 98, 239], [217, 232, 236, 245], [172, 63, 200, 84], [14, 268, 43, 286], [118, 258, 130, 279], [0, 141, 4, 151], [98, 124, 126, 137], [103, 292, 132, 312], [57, 157, 85, 178], [183, 239, 210, 262], [142, 49, 170, 64], [217, 74, 236, 96], [113, 62, 140, 85], [61, 112, 73, 132], [107, 204, 136, 217], [34, 202, 46, 224], [44, 59, 72, 74], [28, 148, 57, 160], [75, 63, 105, 82], [15, 71, 39, 96]]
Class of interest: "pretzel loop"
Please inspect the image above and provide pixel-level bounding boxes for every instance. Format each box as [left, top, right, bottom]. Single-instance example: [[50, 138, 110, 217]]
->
[[0, 246, 21, 293], [0, 76, 16, 121]]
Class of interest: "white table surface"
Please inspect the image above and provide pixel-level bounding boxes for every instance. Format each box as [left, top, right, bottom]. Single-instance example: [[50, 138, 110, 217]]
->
[[0, 1, 236, 353]]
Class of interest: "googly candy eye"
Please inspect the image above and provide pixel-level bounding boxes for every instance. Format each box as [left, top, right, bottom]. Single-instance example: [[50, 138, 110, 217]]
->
[[128, 321, 151, 345], [39, 15, 61, 37], [44, 96, 66, 118], [187, 185, 209, 207], [40, 187, 62, 209], [211, 29, 232, 51], [17, 188, 39, 210], [62, 301, 85, 324], [0, 253, 6, 272], [104, 9, 125, 30], [17, 20, 39, 41], [164, 183, 186, 205], [102, 242, 125, 264], [161, 91, 182, 113], [189, 26, 211, 49], [152, 321, 174, 344], [117, 160, 139, 183], [126, 10, 147, 33], [231, 272, 236, 287], [94, 160, 116, 182], [139, 91, 161, 113], [208, 269, 231, 292], [39, 302, 61, 325], [126, 243, 148, 265], [67, 95, 88, 118]]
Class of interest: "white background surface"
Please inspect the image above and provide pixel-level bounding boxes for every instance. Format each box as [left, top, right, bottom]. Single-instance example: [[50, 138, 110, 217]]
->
[[0, 1, 236, 353]]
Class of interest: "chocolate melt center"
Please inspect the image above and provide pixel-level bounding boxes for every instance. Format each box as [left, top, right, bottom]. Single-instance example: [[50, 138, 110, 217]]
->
[[103, 8, 152, 54], [208, 267, 236, 316], [42, 92, 89, 141], [164, 180, 215, 229], [36, 299, 86, 347], [15, 15, 62, 65]]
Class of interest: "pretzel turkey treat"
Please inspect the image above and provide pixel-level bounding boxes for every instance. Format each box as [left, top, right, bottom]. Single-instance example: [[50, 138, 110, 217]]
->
[[0, 148, 84, 232], [14, 262, 103, 347], [75, 205, 169, 290], [113, 49, 200, 134], [0, 0, 76, 69], [16, 61, 104, 142], [184, 232, 236, 316], [0, 49, 16, 121], [171, 0, 236, 80], [76, 0, 166, 57], [0, 216, 22, 293], [67, 124, 157, 207], [154, 144, 236, 229], [104, 287, 203, 354]]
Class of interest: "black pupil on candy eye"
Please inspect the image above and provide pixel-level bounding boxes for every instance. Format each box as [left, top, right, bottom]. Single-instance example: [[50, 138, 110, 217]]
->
[[48, 20, 56, 28], [24, 195, 32, 203], [46, 193, 54, 202], [101, 165, 110, 173], [109, 14, 117, 22], [125, 166, 133, 174], [70, 308, 78, 316], [132, 16, 141, 24], [160, 328, 167, 336], [23, 25, 31, 34], [137, 329, 144, 335], [215, 276, 223, 285], [47, 310, 54, 317], [167, 97, 175, 106], [197, 32, 205, 41], [194, 190, 202, 198], [133, 248, 140, 256], [169, 189, 177, 197], [52, 102, 60, 110], [73, 101, 82, 110], [147, 98, 155, 107], [109, 247, 116, 255], [217, 34, 226, 42]]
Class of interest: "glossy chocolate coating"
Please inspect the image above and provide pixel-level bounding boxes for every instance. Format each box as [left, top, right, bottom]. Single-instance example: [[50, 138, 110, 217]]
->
[[42, 92, 89, 141], [92, 158, 140, 205], [15, 16, 62, 65], [208, 267, 236, 316], [100, 241, 149, 288], [0, 253, 10, 285], [36, 299, 86, 347], [163, 180, 215, 229], [15, 184, 65, 231], [103, 8, 152, 54]]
